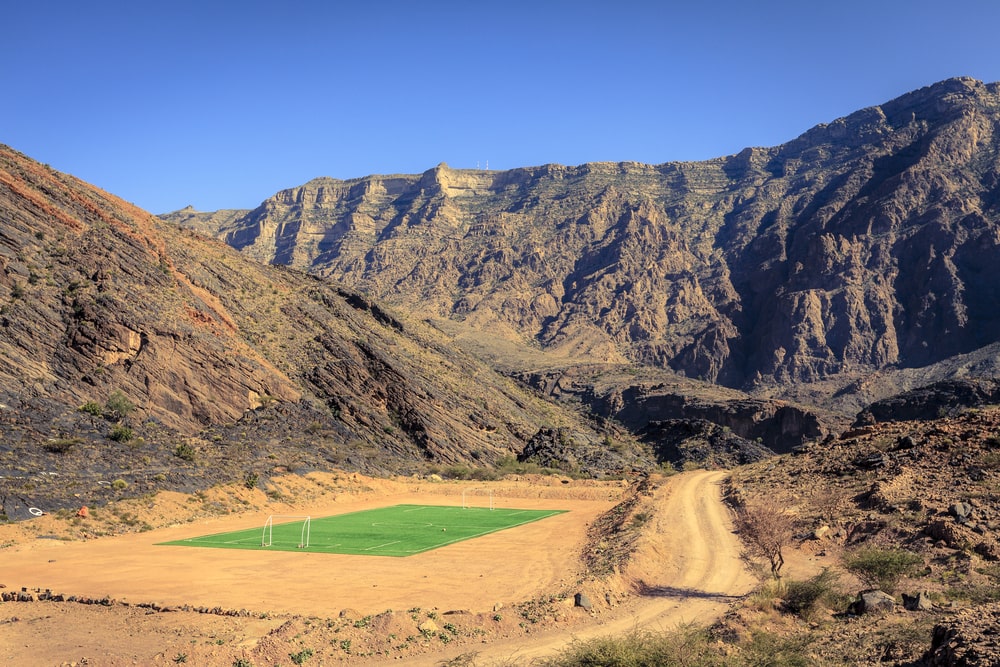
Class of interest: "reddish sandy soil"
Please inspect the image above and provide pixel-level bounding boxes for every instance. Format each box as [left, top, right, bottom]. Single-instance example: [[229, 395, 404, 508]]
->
[[0, 470, 754, 666]]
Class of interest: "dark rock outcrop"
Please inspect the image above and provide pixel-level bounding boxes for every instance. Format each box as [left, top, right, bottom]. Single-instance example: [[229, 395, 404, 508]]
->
[[854, 379, 1000, 425], [640, 419, 774, 470]]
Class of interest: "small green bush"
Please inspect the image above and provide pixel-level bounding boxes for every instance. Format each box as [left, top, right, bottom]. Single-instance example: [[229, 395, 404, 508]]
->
[[783, 568, 844, 620], [108, 424, 134, 442], [174, 442, 196, 461], [42, 438, 81, 454], [104, 390, 135, 421], [244, 472, 260, 489], [79, 401, 103, 417], [112, 479, 128, 491], [844, 546, 923, 593], [537, 626, 719, 667], [289, 648, 313, 665]]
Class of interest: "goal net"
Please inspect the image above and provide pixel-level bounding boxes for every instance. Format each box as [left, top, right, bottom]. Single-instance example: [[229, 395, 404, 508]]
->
[[461, 487, 494, 510], [262, 515, 311, 548]]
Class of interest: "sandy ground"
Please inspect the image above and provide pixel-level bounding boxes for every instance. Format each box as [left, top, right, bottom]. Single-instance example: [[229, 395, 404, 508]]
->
[[0, 470, 755, 665]]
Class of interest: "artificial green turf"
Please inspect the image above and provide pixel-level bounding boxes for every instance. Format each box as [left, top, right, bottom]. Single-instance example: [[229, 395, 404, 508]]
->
[[157, 504, 566, 557]]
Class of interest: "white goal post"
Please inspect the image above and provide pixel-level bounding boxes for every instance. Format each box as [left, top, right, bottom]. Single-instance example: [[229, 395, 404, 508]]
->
[[461, 487, 494, 510], [262, 514, 311, 548]]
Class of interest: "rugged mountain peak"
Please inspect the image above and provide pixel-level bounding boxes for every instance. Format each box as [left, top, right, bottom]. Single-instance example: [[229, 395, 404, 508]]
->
[[180, 78, 1000, 407]]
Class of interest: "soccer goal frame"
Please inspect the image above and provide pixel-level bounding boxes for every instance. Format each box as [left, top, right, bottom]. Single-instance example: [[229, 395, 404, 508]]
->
[[461, 487, 494, 510], [262, 514, 311, 548]]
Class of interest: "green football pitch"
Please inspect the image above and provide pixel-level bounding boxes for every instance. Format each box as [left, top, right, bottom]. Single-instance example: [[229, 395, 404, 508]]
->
[[157, 504, 567, 557]]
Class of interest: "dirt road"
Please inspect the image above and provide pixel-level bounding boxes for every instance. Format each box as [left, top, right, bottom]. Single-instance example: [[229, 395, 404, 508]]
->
[[403, 469, 756, 665]]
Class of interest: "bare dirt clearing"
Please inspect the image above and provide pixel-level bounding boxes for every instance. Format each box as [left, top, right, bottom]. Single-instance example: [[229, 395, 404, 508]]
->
[[0, 470, 753, 665]]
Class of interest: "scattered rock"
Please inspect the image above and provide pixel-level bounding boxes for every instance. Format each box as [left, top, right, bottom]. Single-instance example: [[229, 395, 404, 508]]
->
[[950, 502, 974, 523], [574, 592, 593, 610], [903, 591, 934, 611], [923, 602, 1000, 666], [811, 525, 831, 540], [851, 590, 895, 615]]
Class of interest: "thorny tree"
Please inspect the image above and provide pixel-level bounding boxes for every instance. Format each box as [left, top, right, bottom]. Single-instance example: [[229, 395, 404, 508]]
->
[[735, 500, 795, 578]]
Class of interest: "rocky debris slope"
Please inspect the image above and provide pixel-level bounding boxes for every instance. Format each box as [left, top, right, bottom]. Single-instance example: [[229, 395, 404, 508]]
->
[[923, 604, 1000, 666], [728, 405, 1000, 664], [185, 78, 1000, 402]]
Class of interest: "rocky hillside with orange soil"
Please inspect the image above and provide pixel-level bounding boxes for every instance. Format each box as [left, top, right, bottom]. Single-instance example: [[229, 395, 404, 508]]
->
[[0, 145, 632, 520]]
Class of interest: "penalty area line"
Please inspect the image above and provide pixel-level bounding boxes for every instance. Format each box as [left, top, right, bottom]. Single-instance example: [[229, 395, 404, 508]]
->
[[365, 540, 401, 551]]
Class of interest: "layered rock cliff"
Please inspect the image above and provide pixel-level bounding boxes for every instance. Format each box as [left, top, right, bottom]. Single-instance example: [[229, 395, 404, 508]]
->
[[189, 78, 1000, 395]]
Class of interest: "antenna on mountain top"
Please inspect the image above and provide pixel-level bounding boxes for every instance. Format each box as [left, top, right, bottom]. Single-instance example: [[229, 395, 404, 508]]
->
[[486, 160, 489, 171]]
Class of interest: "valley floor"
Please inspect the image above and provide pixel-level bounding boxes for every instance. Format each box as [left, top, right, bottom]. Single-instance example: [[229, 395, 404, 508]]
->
[[0, 470, 754, 666]]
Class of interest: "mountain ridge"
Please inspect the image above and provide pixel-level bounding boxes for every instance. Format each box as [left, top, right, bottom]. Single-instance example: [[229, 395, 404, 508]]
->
[[168, 77, 1000, 409]]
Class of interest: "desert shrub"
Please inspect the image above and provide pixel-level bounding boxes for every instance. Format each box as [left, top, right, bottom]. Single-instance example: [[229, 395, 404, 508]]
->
[[112, 478, 128, 490], [79, 401, 103, 417], [289, 647, 313, 664], [108, 424, 134, 443], [104, 390, 135, 421], [536, 625, 723, 666], [741, 631, 812, 666], [244, 472, 259, 489], [783, 568, 844, 620], [438, 464, 473, 480], [844, 546, 922, 593], [174, 442, 196, 461], [232, 660, 254, 667], [42, 438, 81, 453]]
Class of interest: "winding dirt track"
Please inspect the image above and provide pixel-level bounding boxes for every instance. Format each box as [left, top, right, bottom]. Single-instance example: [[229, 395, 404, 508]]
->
[[406, 470, 756, 666]]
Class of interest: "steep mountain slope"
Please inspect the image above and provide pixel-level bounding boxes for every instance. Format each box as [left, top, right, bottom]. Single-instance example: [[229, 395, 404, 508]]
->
[[0, 145, 627, 518], [187, 77, 1000, 402]]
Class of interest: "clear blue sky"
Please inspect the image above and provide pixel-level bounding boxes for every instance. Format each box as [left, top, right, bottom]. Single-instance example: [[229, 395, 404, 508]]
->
[[5, 1, 1000, 213]]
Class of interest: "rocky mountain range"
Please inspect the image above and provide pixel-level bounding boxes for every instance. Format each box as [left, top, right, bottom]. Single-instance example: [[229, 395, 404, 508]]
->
[[6, 77, 1000, 665], [0, 144, 639, 518], [169, 77, 1000, 416], [7, 77, 1000, 521]]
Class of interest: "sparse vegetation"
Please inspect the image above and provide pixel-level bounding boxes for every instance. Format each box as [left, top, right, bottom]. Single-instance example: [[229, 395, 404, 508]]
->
[[42, 437, 81, 453], [734, 500, 795, 578], [289, 647, 314, 664], [79, 401, 104, 417], [843, 546, 923, 593], [174, 442, 196, 461], [782, 568, 845, 620], [108, 423, 134, 442], [104, 390, 135, 421]]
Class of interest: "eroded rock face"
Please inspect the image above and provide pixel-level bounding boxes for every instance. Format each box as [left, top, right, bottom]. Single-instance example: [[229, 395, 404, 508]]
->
[[193, 78, 1000, 390], [0, 146, 302, 432]]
